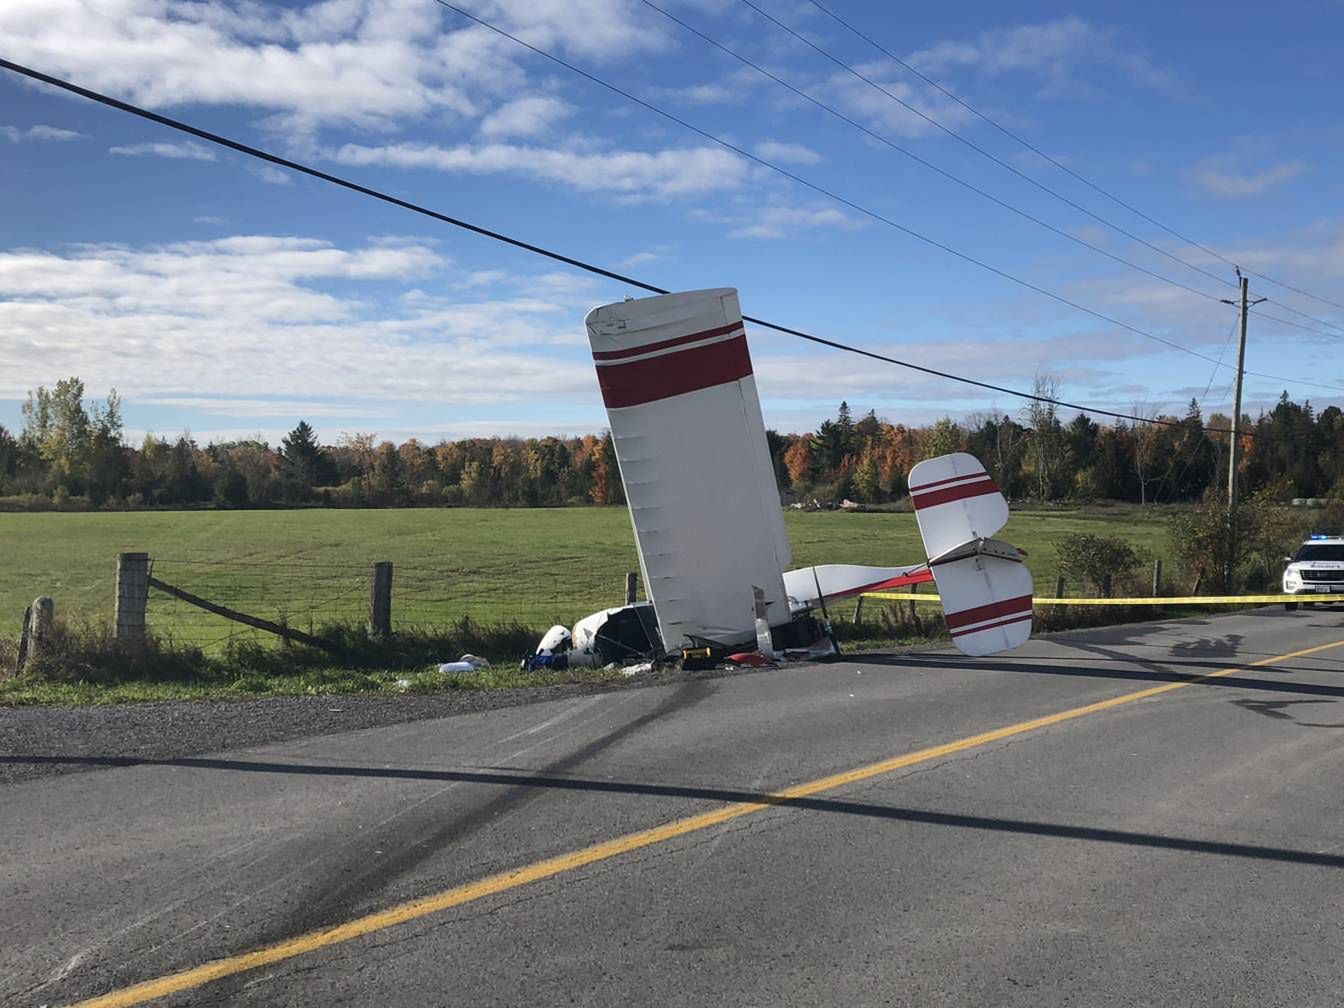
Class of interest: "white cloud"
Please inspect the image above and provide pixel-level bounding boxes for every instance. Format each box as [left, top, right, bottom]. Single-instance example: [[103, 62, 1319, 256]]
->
[[480, 95, 573, 139], [246, 163, 293, 185], [819, 61, 977, 138], [754, 140, 822, 165], [330, 140, 748, 198], [670, 82, 733, 104], [109, 140, 217, 161], [907, 16, 1177, 94], [459, 269, 511, 288], [723, 204, 864, 240], [1192, 160, 1306, 198], [0, 0, 666, 133], [0, 235, 603, 409], [1, 124, 85, 142], [136, 397, 393, 419]]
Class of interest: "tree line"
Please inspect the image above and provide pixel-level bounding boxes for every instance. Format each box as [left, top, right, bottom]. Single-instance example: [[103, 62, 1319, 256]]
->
[[2, 377, 1342, 510]]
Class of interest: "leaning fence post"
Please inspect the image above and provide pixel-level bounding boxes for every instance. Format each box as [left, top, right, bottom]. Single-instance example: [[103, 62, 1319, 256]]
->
[[853, 594, 865, 625], [1152, 559, 1163, 597], [1054, 575, 1065, 599], [115, 552, 150, 642], [370, 561, 393, 637], [624, 572, 637, 606], [19, 596, 54, 670]]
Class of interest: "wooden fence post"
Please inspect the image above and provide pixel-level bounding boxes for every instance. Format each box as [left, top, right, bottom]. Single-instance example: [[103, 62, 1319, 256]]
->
[[1101, 573, 1113, 598], [115, 552, 150, 642], [369, 561, 393, 637], [624, 572, 637, 606], [18, 597, 54, 671], [853, 594, 865, 625], [1054, 575, 1065, 599], [1152, 559, 1163, 597]]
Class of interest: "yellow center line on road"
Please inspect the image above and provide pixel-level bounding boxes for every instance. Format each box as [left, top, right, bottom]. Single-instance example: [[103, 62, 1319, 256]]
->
[[72, 636, 1344, 1008]]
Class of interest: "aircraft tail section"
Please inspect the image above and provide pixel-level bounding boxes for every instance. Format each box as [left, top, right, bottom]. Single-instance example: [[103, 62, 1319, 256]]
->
[[909, 453, 1033, 657]]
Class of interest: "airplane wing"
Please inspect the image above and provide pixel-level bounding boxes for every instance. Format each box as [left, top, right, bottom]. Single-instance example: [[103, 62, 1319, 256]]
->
[[908, 453, 1033, 657], [586, 289, 791, 651], [783, 564, 933, 610]]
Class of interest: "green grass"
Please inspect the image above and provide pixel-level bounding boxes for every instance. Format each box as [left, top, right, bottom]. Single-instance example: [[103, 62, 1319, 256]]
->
[[0, 504, 1174, 644]]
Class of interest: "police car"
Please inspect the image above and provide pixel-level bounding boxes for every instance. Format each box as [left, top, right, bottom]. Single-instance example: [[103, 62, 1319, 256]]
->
[[1282, 534, 1344, 610]]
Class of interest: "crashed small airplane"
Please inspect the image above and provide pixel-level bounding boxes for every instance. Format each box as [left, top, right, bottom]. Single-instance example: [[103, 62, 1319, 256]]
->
[[529, 288, 1032, 669]]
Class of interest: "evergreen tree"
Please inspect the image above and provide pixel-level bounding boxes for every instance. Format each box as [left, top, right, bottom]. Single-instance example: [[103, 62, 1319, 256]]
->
[[279, 420, 325, 499], [374, 441, 410, 505]]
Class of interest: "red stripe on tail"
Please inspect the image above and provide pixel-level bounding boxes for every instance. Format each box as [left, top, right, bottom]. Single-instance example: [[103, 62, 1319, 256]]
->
[[909, 469, 989, 493], [911, 476, 999, 510], [595, 334, 754, 408], [591, 321, 744, 361], [949, 612, 1033, 638], [944, 593, 1034, 631]]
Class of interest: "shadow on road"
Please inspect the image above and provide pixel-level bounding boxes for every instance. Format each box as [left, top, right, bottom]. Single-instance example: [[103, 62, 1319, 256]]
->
[[1230, 698, 1344, 728], [855, 654, 1344, 700], [6, 752, 1344, 870]]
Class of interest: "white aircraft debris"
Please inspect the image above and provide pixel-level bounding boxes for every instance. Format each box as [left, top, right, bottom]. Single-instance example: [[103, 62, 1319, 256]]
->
[[526, 288, 1032, 670]]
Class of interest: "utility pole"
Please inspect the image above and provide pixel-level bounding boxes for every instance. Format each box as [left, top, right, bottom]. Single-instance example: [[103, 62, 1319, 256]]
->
[[1219, 272, 1266, 589], [1220, 273, 1266, 515]]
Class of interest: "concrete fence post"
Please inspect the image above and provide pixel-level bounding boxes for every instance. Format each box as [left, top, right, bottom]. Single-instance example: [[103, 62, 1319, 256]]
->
[[624, 572, 637, 606], [369, 561, 393, 637], [1152, 559, 1163, 597], [115, 552, 150, 642]]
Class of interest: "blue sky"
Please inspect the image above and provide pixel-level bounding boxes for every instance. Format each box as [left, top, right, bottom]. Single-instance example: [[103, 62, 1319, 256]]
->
[[2, 0, 1342, 446]]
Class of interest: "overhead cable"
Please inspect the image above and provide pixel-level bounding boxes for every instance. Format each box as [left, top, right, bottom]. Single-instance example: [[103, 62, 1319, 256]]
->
[[799, 0, 1344, 325], [421, 3, 1344, 389], [0, 56, 1315, 435], [638, 0, 1229, 309]]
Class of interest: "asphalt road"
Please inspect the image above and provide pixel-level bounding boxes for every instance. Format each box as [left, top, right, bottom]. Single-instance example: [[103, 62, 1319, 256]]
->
[[5, 608, 1344, 1007]]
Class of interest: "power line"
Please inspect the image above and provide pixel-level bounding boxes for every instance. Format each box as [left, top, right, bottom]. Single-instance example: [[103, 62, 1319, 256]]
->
[[800, 0, 1344, 325], [644, 1, 1344, 346], [421, 2, 1344, 391], [639, 0, 1230, 310], [0, 56, 1299, 437], [1250, 305, 1344, 339]]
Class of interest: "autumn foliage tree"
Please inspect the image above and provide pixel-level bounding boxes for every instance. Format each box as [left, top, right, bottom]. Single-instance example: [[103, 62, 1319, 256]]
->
[[4, 379, 1343, 511]]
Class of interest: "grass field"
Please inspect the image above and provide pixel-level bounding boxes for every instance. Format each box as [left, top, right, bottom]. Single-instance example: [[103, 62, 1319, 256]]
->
[[0, 504, 1175, 645]]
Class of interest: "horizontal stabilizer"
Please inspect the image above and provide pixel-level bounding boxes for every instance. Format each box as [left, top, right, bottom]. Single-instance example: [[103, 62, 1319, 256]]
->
[[910, 453, 1032, 657], [908, 453, 1008, 560], [933, 554, 1033, 657]]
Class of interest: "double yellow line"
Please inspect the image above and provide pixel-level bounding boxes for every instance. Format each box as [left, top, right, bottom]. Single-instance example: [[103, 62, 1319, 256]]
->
[[73, 637, 1344, 1008]]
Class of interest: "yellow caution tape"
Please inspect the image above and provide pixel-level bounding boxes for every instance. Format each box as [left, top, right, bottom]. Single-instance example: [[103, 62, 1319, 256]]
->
[[862, 592, 1336, 605]]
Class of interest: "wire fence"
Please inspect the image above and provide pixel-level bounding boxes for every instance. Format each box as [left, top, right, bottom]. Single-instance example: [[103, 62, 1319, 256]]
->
[[144, 557, 640, 650]]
